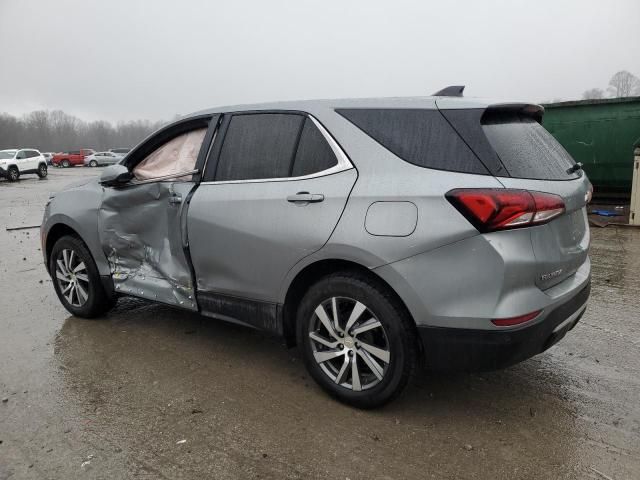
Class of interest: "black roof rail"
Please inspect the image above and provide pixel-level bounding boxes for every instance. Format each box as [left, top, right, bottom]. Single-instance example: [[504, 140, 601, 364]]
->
[[432, 85, 465, 97]]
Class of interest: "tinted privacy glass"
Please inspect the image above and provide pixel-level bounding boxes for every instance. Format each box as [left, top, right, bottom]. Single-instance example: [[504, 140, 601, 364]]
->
[[482, 115, 578, 180], [336, 109, 488, 174], [216, 114, 304, 181], [292, 119, 338, 177]]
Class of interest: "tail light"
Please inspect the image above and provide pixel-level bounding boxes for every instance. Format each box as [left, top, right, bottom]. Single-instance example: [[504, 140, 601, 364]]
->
[[446, 189, 565, 233]]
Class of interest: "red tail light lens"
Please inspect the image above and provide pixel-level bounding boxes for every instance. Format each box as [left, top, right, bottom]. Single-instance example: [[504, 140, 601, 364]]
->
[[446, 189, 565, 232], [492, 310, 542, 327]]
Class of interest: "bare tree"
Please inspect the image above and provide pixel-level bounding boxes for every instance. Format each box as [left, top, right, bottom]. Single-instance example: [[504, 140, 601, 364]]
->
[[582, 88, 605, 100], [608, 70, 640, 98], [0, 110, 166, 152]]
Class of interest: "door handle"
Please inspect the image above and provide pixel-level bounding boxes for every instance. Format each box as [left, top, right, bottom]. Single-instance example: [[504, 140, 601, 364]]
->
[[287, 192, 324, 203], [168, 194, 182, 205]]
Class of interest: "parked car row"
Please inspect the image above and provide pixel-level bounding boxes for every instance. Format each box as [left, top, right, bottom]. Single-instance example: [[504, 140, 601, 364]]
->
[[51, 148, 130, 168], [0, 146, 131, 181]]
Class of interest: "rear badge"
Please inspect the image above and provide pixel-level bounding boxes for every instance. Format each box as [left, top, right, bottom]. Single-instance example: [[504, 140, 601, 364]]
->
[[541, 269, 563, 281]]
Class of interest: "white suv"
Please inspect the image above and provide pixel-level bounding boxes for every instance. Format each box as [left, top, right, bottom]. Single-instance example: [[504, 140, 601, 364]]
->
[[0, 149, 48, 181]]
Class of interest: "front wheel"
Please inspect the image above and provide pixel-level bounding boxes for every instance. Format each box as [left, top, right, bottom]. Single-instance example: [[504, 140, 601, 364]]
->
[[50, 235, 115, 318], [89, 160, 98, 167], [61, 159, 70, 168], [37, 163, 48, 178], [6, 166, 19, 182], [297, 272, 418, 408]]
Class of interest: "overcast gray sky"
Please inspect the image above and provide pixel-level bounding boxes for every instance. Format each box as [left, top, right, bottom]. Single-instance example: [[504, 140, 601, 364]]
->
[[1, 0, 638, 122]]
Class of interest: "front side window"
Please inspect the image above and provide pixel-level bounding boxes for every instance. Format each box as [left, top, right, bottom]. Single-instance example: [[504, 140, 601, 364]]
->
[[16, 151, 26, 159], [133, 128, 207, 181]]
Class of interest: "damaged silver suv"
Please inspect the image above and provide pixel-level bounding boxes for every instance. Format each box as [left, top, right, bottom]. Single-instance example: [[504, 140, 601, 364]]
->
[[42, 88, 591, 408]]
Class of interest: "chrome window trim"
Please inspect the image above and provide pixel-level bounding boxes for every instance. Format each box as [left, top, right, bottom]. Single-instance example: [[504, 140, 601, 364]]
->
[[200, 113, 353, 185]]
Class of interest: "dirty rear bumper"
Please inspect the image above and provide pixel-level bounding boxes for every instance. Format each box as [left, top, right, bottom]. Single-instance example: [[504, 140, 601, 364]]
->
[[418, 281, 590, 371]]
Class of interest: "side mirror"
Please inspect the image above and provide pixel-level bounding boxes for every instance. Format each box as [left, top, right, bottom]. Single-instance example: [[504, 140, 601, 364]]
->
[[100, 164, 133, 186]]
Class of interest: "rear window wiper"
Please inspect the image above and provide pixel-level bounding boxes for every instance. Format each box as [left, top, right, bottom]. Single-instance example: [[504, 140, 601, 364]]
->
[[566, 162, 583, 174]]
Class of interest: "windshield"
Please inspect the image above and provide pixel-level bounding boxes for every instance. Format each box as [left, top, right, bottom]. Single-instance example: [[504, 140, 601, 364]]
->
[[0, 151, 17, 159]]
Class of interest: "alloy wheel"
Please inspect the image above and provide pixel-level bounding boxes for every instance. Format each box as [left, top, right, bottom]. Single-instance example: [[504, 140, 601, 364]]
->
[[55, 248, 90, 307], [308, 296, 390, 391]]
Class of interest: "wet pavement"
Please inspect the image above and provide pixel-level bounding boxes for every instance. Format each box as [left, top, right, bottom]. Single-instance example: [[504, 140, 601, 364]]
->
[[1, 168, 639, 480]]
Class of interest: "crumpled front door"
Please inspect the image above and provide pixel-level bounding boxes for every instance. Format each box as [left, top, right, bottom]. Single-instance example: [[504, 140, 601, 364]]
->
[[98, 181, 197, 310]]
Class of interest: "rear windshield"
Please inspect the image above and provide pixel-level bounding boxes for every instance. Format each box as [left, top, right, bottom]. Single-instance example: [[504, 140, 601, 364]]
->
[[336, 109, 489, 175], [482, 114, 578, 180]]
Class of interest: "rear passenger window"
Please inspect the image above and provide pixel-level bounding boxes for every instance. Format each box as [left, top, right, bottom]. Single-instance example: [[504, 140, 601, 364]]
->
[[336, 109, 489, 175], [215, 114, 304, 181], [292, 119, 338, 177]]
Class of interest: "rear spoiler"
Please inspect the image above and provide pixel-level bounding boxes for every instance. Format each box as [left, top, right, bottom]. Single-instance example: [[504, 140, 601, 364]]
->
[[483, 103, 545, 123]]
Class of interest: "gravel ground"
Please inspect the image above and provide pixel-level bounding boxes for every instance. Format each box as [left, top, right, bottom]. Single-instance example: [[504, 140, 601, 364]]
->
[[1, 167, 639, 479]]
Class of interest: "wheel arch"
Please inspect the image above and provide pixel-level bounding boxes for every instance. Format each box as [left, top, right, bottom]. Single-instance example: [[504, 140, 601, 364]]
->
[[45, 223, 83, 273], [281, 258, 418, 348]]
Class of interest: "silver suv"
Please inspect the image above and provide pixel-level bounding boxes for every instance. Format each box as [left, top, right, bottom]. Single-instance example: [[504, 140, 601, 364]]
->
[[41, 89, 591, 407]]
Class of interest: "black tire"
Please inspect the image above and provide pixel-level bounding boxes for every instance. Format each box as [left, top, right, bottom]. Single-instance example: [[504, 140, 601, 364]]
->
[[49, 235, 115, 318], [6, 166, 19, 182], [62, 159, 70, 168], [89, 160, 98, 167], [37, 163, 48, 178], [297, 271, 418, 408]]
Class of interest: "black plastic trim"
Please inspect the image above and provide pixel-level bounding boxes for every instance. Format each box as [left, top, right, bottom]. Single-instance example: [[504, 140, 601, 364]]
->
[[197, 291, 282, 335], [417, 281, 590, 371]]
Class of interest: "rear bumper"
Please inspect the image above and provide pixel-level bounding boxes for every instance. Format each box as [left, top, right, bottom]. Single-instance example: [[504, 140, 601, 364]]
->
[[418, 281, 590, 371]]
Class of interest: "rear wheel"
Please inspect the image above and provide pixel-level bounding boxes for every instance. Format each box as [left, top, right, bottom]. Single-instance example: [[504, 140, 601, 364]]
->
[[62, 159, 70, 168], [37, 163, 48, 178], [7, 166, 19, 182], [298, 272, 418, 408], [50, 235, 114, 318]]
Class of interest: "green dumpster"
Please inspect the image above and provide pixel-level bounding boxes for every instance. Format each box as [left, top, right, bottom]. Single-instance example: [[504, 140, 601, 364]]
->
[[542, 97, 640, 195]]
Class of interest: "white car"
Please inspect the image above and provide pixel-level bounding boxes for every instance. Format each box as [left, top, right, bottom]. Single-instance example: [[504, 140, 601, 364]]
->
[[0, 148, 48, 181], [84, 151, 123, 167]]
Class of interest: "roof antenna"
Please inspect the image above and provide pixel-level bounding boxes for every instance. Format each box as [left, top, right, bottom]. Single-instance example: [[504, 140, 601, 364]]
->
[[432, 85, 465, 97]]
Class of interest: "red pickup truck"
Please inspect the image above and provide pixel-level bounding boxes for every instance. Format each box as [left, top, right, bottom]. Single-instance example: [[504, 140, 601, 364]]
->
[[52, 148, 95, 168]]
